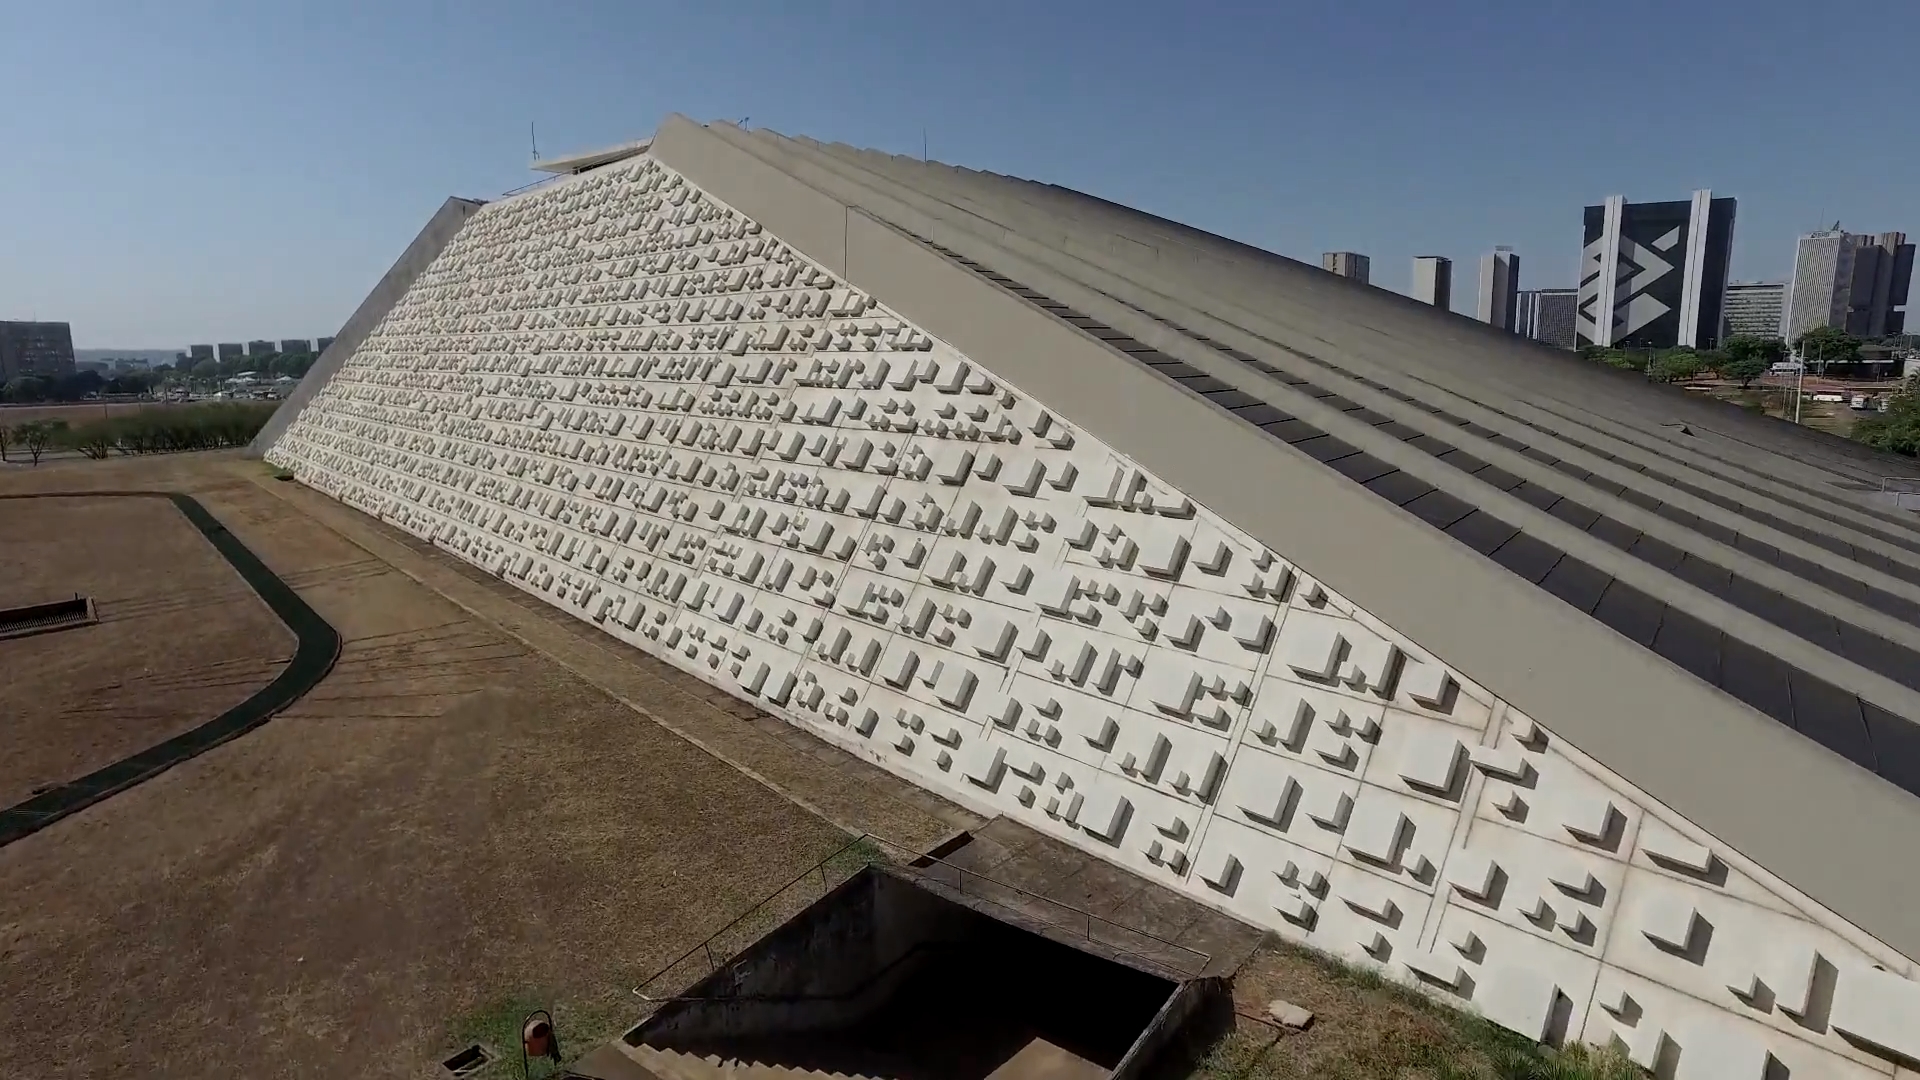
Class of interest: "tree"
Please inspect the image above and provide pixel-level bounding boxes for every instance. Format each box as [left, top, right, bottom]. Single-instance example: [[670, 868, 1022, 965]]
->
[[1719, 356, 1769, 388], [3, 376, 47, 403], [1854, 376, 1920, 457], [1724, 335, 1787, 367], [16, 421, 56, 465], [191, 358, 221, 383], [1794, 325, 1861, 370], [1649, 349, 1708, 383]]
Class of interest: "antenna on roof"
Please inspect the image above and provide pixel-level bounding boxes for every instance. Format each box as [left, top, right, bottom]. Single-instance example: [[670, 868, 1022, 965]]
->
[[922, 128, 928, 162], [740, 117, 750, 128], [530, 122, 539, 163]]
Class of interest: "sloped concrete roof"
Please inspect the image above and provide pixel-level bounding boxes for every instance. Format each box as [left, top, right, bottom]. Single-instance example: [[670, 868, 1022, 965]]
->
[[645, 115, 1920, 953]]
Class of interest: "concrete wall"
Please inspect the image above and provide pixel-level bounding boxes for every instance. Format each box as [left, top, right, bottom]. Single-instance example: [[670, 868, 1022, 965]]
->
[[635, 869, 962, 1045], [633, 867, 1180, 1058], [261, 131, 1920, 1076], [247, 196, 485, 456]]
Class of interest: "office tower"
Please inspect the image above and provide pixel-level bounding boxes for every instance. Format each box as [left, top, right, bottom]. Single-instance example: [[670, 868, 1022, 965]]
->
[[188, 344, 215, 361], [1515, 290, 1539, 338], [0, 320, 76, 380], [1516, 288, 1579, 348], [1322, 252, 1370, 284], [217, 343, 244, 360], [1576, 190, 1737, 349], [279, 338, 312, 355], [1411, 256, 1452, 309], [1783, 228, 1914, 343], [1721, 282, 1786, 340], [1477, 247, 1521, 331], [315, 336, 336, 354], [246, 339, 276, 358]]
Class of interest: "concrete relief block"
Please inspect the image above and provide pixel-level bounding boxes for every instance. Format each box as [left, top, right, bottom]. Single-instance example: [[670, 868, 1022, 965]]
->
[[1832, 965, 1920, 1068]]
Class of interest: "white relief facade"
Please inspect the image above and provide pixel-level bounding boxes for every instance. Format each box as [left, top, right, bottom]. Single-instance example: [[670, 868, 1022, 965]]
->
[[265, 155, 1920, 1078]]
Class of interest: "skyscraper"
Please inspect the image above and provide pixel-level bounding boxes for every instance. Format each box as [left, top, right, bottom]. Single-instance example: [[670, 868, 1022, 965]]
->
[[0, 320, 76, 380], [1477, 247, 1520, 332], [1783, 229, 1914, 344], [1576, 191, 1737, 349], [1321, 252, 1370, 284], [1721, 282, 1786, 340], [1517, 289, 1579, 349], [1411, 256, 1452, 309]]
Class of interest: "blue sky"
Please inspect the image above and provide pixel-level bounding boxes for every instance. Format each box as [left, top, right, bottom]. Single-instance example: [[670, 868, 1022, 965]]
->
[[2, 0, 1915, 348]]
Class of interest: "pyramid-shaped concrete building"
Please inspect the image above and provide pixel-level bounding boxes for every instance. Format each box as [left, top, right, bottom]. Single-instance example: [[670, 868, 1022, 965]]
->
[[256, 116, 1920, 1074]]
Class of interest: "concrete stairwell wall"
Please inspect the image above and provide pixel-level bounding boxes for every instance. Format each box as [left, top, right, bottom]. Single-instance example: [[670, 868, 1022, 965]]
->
[[637, 869, 972, 1047]]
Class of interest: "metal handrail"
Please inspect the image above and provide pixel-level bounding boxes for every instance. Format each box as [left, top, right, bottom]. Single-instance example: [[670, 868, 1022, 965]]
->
[[629, 832, 877, 999]]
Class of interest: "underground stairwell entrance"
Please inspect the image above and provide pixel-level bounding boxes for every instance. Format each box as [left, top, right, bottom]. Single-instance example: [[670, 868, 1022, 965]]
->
[[594, 864, 1221, 1080]]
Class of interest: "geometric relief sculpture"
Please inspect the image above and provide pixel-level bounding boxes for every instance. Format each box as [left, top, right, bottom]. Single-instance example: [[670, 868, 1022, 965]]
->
[[263, 150, 1920, 1076]]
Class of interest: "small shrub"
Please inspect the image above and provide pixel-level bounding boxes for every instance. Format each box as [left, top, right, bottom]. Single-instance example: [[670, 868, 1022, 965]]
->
[[59, 401, 279, 458]]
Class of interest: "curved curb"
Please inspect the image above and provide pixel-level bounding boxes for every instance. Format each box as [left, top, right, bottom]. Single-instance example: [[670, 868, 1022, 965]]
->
[[0, 490, 342, 849]]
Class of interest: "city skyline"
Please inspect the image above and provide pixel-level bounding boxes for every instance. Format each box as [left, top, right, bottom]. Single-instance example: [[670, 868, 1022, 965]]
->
[[3, 1, 1915, 346]]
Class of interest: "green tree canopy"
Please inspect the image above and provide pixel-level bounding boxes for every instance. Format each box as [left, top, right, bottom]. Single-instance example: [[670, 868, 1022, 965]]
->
[[1853, 377, 1920, 457], [1794, 325, 1861, 367], [3, 376, 48, 402], [1717, 356, 1769, 388], [1649, 349, 1709, 383], [1723, 335, 1787, 367]]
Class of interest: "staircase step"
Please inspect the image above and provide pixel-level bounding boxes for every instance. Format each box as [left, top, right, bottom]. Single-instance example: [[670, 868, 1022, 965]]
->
[[574, 1042, 663, 1080]]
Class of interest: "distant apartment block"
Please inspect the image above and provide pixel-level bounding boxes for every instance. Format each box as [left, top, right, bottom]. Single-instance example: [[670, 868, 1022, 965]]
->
[[1721, 282, 1786, 340], [1783, 228, 1914, 343], [315, 336, 336, 354], [1411, 256, 1452, 309], [1321, 252, 1370, 284], [188, 344, 215, 361], [279, 338, 311, 355], [0, 320, 77, 380], [1577, 190, 1737, 349], [1477, 247, 1520, 332], [246, 339, 276, 358], [1516, 288, 1579, 349], [217, 343, 244, 360]]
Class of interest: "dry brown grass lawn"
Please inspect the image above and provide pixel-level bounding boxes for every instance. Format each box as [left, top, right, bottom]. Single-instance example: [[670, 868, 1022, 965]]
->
[[0, 400, 174, 430], [0, 496, 293, 805], [1197, 940, 1640, 1080], [0, 452, 850, 1079]]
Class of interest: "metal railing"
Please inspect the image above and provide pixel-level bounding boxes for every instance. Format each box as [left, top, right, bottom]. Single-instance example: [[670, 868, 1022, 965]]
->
[[630, 833, 884, 1005], [1879, 476, 1920, 511], [627, 832, 1211, 1011]]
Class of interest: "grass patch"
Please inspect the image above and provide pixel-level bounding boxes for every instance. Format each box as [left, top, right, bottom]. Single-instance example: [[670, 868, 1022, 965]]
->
[[821, 834, 891, 882], [445, 992, 627, 1079], [1211, 938, 1647, 1080]]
